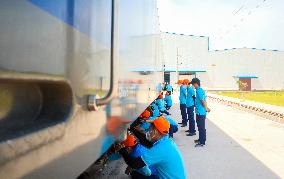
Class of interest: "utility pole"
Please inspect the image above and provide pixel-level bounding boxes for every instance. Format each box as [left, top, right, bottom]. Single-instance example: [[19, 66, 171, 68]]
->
[[176, 47, 179, 82]]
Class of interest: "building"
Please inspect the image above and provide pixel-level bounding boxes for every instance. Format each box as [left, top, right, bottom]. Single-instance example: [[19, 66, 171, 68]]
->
[[161, 32, 284, 91]]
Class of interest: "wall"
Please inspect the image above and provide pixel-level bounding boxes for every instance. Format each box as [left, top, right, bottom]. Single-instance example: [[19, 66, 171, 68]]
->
[[161, 32, 284, 90]]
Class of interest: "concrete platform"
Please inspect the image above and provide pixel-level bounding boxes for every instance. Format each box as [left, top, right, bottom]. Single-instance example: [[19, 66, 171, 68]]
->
[[169, 94, 284, 179], [104, 94, 284, 179]]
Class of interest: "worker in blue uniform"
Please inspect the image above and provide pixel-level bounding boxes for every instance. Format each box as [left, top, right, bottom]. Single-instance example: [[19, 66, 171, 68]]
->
[[164, 92, 172, 110], [179, 79, 188, 127], [185, 82, 196, 136], [165, 83, 173, 95], [165, 116, 178, 138], [115, 117, 186, 179], [156, 94, 170, 115], [122, 134, 158, 178], [150, 102, 160, 117], [190, 78, 210, 147]]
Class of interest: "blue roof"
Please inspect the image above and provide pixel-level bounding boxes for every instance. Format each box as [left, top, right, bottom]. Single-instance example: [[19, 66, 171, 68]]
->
[[132, 68, 156, 72], [162, 69, 207, 73], [233, 75, 258, 78], [179, 69, 207, 73]]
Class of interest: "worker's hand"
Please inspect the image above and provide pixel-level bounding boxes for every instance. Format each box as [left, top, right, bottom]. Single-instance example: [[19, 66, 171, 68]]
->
[[107, 116, 131, 137], [206, 107, 211, 113], [113, 142, 125, 153]]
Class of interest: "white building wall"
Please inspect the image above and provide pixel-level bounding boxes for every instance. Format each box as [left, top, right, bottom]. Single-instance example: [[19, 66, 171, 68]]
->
[[161, 32, 284, 90]]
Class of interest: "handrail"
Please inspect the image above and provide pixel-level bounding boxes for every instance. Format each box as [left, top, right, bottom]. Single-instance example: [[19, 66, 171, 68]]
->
[[89, 0, 118, 109]]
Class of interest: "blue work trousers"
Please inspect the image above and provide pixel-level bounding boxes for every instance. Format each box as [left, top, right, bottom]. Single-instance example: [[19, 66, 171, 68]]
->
[[187, 106, 196, 133], [196, 115, 206, 145], [169, 125, 178, 137], [180, 104, 187, 125]]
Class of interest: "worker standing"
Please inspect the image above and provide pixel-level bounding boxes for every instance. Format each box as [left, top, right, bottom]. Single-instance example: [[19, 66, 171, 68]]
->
[[190, 78, 210, 147], [185, 80, 196, 136], [179, 80, 188, 127], [115, 117, 186, 179]]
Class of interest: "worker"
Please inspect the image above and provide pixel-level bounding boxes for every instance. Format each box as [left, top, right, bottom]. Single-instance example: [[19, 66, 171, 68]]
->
[[156, 94, 170, 115], [115, 117, 186, 179], [165, 116, 178, 138], [190, 78, 211, 147], [122, 134, 158, 178], [176, 79, 183, 124], [185, 80, 196, 136], [179, 79, 188, 127], [164, 92, 173, 110], [150, 102, 160, 117], [165, 83, 173, 95], [139, 110, 156, 131]]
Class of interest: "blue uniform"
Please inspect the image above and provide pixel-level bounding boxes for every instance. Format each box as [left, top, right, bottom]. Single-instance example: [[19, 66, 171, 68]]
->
[[195, 87, 207, 115], [165, 116, 178, 126], [195, 87, 207, 145], [156, 98, 166, 111], [140, 117, 156, 131], [164, 95, 172, 107], [141, 136, 186, 179], [166, 84, 172, 92], [186, 86, 196, 133], [131, 144, 157, 176], [151, 103, 160, 117], [165, 117, 178, 137], [179, 85, 187, 125], [186, 86, 195, 107], [179, 85, 187, 104]]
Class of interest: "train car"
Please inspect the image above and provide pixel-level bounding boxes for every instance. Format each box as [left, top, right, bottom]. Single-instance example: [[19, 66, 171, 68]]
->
[[0, 0, 162, 178]]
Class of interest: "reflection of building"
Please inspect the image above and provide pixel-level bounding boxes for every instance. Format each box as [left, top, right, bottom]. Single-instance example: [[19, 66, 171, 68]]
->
[[161, 32, 284, 91]]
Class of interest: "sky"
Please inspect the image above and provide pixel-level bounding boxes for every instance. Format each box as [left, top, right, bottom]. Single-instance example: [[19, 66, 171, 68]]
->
[[157, 0, 284, 51]]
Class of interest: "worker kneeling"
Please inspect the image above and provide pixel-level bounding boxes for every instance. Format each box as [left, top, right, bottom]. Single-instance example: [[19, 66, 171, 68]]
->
[[122, 134, 158, 178], [115, 117, 186, 179]]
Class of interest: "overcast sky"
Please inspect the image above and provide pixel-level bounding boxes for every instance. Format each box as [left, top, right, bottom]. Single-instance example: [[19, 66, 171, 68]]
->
[[157, 0, 284, 51]]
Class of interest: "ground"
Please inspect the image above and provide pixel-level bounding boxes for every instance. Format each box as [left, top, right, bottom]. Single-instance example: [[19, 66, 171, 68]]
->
[[170, 94, 284, 179], [216, 91, 284, 107], [105, 93, 284, 179]]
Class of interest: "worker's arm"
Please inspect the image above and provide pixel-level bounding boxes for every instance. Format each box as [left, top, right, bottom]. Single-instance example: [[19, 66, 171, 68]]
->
[[130, 126, 153, 148], [201, 99, 211, 112], [118, 147, 146, 169]]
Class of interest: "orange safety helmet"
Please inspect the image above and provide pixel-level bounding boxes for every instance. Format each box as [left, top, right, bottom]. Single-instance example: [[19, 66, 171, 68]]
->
[[158, 94, 163, 99], [183, 79, 190, 84], [140, 110, 151, 118], [176, 80, 183, 85], [123, 134, 137, 147], [146, 116, 170, 135]]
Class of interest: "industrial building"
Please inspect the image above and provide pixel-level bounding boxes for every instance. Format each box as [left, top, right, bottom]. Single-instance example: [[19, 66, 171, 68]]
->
[[160, 32, 284, 91]]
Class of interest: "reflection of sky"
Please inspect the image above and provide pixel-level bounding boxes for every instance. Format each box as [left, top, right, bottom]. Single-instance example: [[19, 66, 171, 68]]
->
[[28, 0, 112, 47], [28, 0, 158, 50], [29, 0, 159, 70]]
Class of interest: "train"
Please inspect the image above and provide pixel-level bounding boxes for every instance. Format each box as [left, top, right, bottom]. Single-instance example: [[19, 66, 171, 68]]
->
[[0, 0, 162, 178]]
